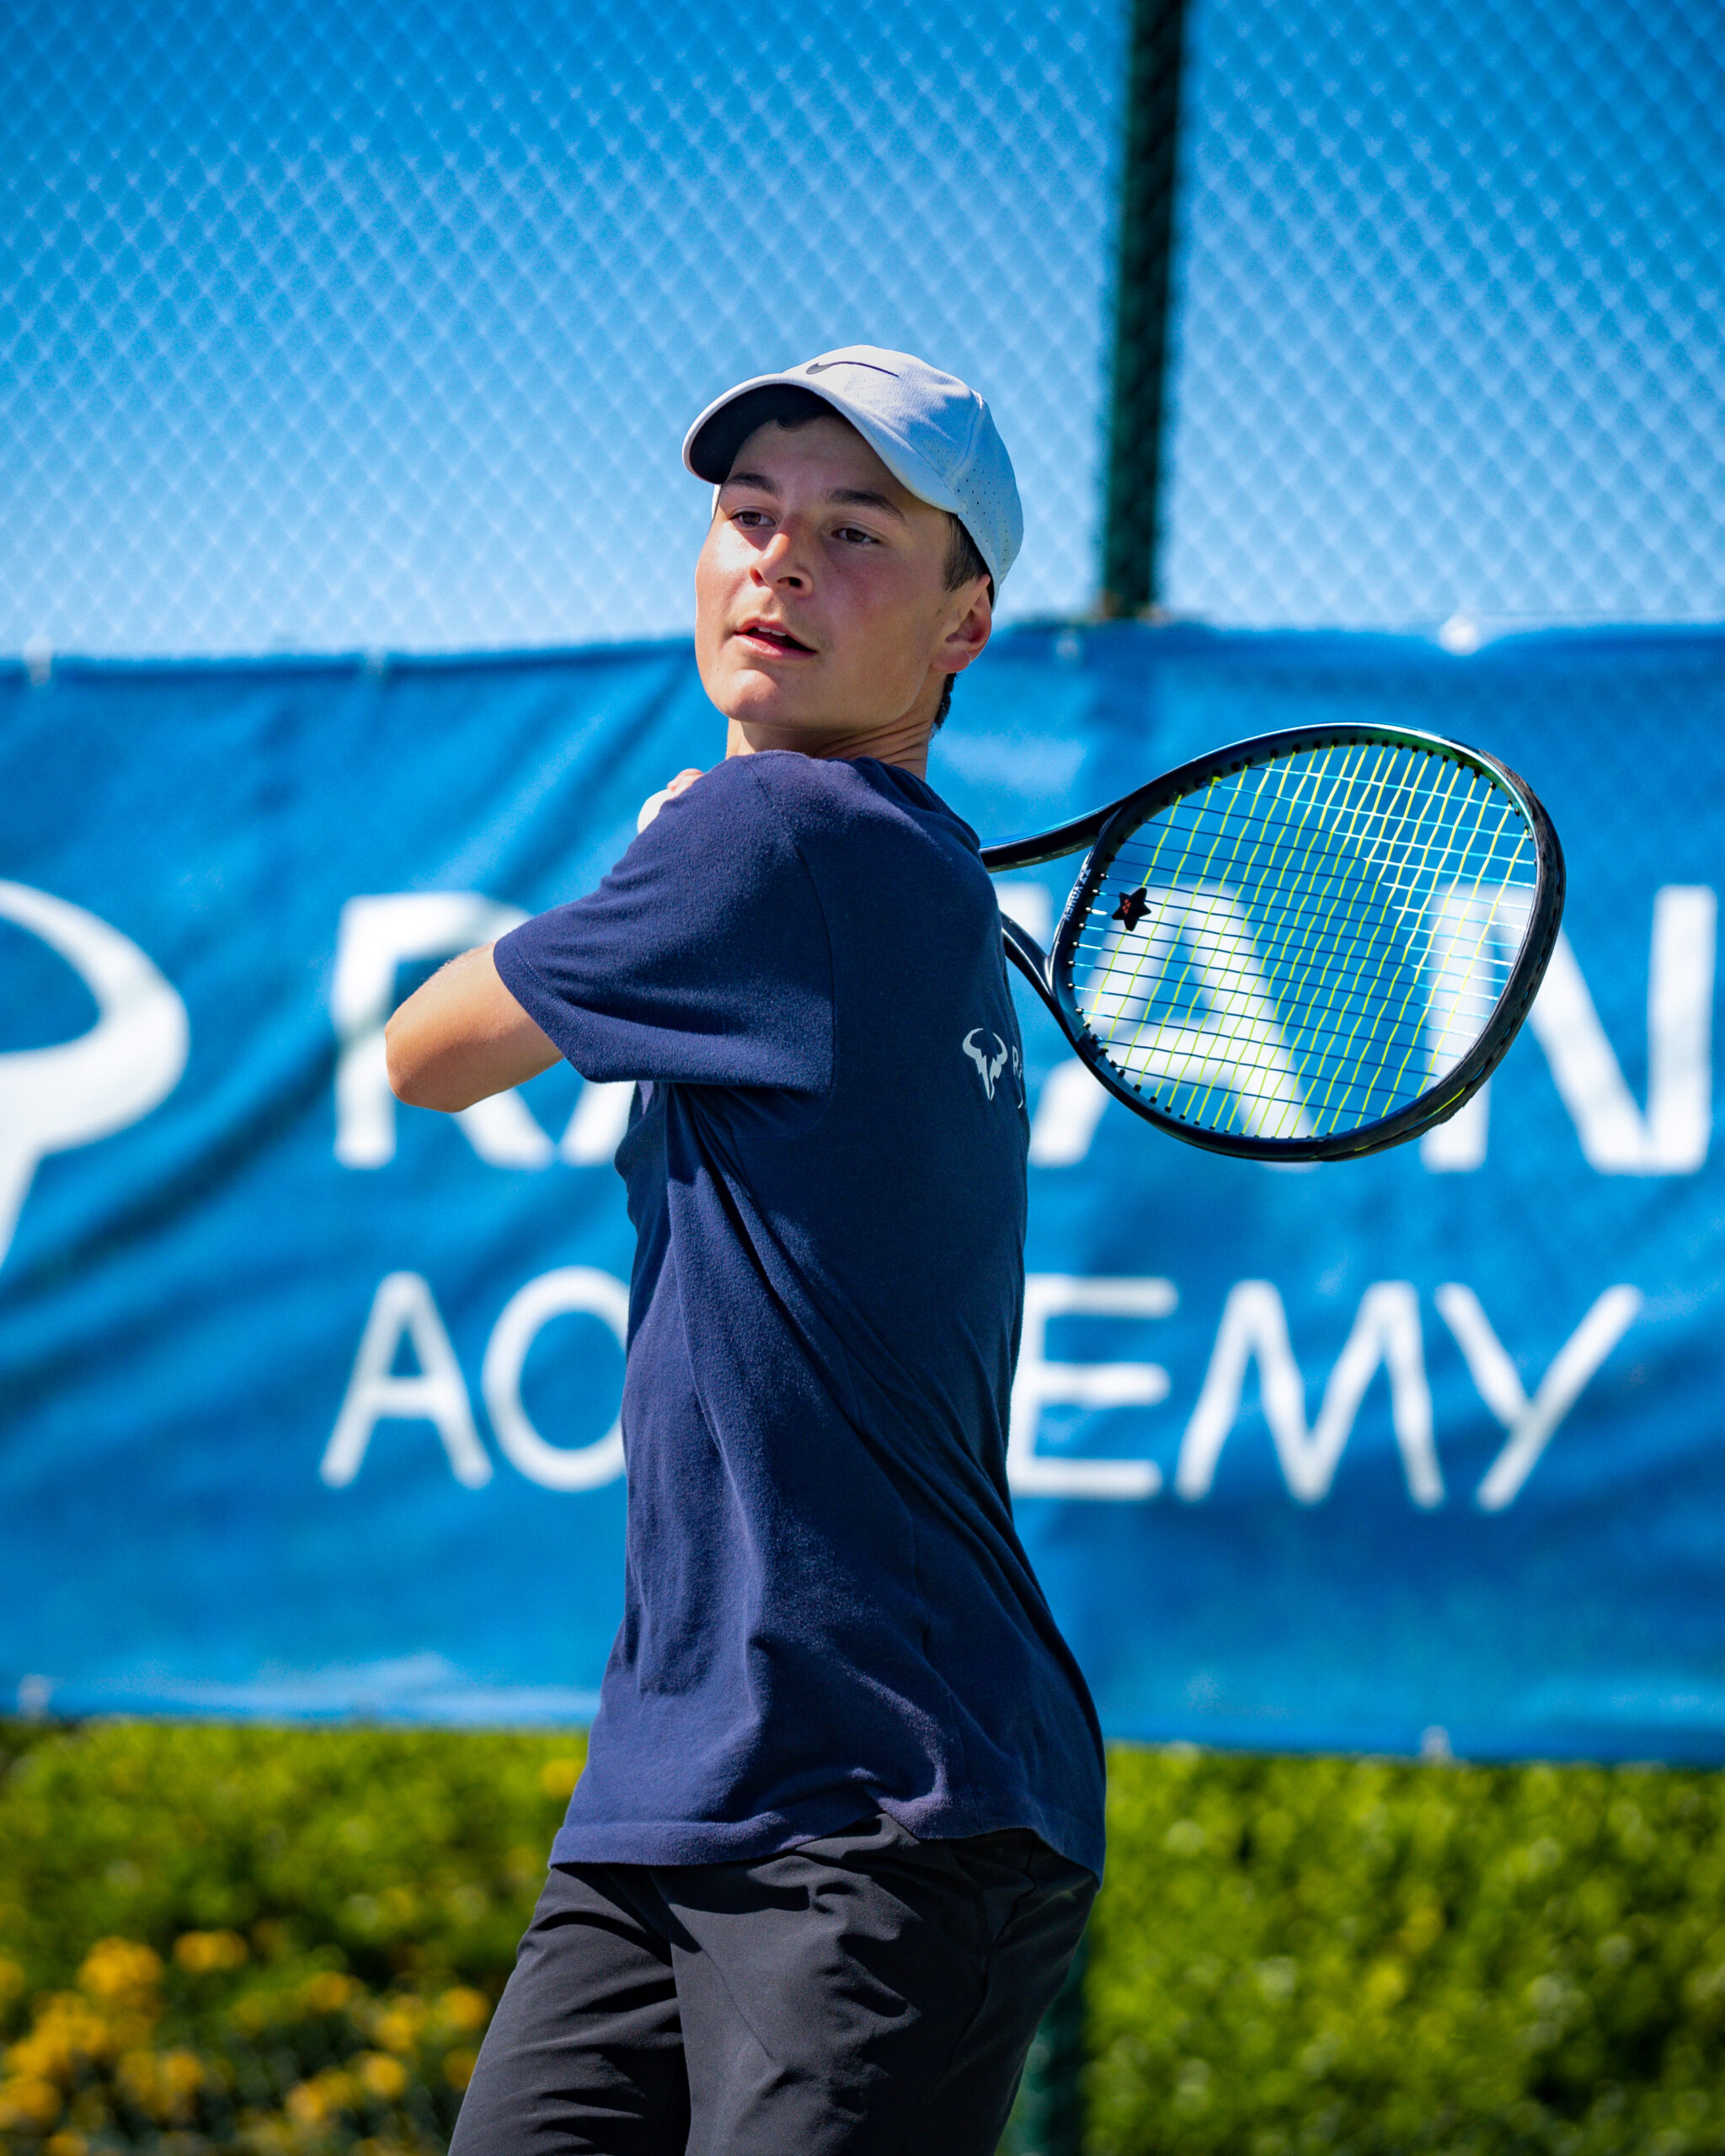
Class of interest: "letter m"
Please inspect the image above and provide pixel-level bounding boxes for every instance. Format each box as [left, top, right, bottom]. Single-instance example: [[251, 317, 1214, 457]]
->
[[1175, 1282, 1442, 1508]]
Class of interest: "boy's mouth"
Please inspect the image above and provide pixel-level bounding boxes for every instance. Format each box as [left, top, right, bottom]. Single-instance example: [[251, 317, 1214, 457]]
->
[[735, 618, 815, 657]]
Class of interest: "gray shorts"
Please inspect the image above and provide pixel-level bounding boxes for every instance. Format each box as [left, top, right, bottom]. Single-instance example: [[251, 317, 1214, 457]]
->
[[448, 1812, 1095, 2156]]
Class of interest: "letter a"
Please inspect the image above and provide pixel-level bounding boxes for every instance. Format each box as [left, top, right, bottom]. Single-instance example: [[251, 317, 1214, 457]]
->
[[321, 1273, 492, 1488]]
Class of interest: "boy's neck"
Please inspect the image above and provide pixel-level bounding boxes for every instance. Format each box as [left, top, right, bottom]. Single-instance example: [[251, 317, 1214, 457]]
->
[[724, 710, 932, 779]]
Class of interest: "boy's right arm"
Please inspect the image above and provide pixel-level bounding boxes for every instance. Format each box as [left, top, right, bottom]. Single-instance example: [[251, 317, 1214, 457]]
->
[[386, 767, 708, 1115], [385, 943, 560, 1111], [391, 757, 833, 1112]]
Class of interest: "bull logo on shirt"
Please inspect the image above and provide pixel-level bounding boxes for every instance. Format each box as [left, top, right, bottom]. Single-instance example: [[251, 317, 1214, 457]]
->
[[963, 1028, 1012, 1101]]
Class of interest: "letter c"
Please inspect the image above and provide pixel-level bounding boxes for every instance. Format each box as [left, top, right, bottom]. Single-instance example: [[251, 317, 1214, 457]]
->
[[481, 1267, 629, 1490]]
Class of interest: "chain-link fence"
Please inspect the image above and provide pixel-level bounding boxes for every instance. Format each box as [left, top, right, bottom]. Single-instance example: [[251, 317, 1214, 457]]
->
[[1157, 0, 1725, 630], [2, 0, 1722, 648], [0, 0, 1123, 655]]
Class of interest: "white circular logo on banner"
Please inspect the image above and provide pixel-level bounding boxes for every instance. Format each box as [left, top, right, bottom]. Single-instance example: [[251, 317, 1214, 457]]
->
[[0, 882, 189, 1267]]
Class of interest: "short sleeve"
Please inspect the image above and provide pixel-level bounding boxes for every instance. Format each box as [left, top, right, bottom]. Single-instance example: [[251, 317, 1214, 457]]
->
[[493, 756, 835, 1095]]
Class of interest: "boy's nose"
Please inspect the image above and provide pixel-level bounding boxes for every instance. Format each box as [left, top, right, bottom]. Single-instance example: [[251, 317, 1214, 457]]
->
[[756, 531, 808, 588]]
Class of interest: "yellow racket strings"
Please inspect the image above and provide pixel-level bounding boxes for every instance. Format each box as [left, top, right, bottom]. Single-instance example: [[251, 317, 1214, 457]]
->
[[1070, 744, 1539, 1139], [1081, 747, 1535, 1135]]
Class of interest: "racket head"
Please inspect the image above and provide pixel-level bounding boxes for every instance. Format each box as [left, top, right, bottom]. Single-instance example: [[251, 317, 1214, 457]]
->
[[1044, 724, 1564, 1161]]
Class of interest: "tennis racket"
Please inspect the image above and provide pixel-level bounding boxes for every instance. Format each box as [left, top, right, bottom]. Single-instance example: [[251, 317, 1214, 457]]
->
[[981, 723, 1563, 1161]]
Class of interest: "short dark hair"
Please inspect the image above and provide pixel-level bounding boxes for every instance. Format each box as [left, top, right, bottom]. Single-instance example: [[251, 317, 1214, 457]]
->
[[702, 385, 991, 732], [935, 516, 991, 729]]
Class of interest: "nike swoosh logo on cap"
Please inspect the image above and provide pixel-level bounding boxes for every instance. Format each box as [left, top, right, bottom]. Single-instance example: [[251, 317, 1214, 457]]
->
[[804, 360, 900, 377]]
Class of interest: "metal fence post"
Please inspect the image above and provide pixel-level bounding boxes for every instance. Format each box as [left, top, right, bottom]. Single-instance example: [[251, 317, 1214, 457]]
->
[[1100, 0, 1190, 616]]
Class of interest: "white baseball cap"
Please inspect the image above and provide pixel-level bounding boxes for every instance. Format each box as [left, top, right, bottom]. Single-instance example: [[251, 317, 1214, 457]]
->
[[683, 344, 1023, 589]]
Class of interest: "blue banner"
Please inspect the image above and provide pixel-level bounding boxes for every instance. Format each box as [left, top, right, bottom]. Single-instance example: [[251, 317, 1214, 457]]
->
[[3, 625, 1722, 1760]]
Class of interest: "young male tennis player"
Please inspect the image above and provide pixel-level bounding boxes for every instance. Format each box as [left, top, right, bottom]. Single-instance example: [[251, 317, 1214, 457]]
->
[[387, 347, 1105, 2155]]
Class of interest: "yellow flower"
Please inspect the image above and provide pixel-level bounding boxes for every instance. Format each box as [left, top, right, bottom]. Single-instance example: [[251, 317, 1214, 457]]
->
[[539, 1757, 581, 1800], [355, 2051, 409, 2100], [435, 1986, 491, 2036], [115, 2046, 204, 2121], [286, 2068, 358, 2125], [284, 2079, 329, 2127], [302, 1970, 359, 2015], [373, 1999, 426, 2054], [173, 1929, 249, 1973], [77, 1940, 163, 2006], [45, 2132, 87, 2156], [8, 1995, 120, 2079], [161, 2047, 207, 2108], [0, 2075, 64, 2129], [241, 2120, 296, 2156]]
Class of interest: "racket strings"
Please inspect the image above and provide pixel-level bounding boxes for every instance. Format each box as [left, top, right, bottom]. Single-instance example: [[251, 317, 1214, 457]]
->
[[1071, 830, 1530, 977], [1091, 769, 1525, 1039], [1096, 766, 1532, 1135], [1068, 743, 1539, 1140], [1093, 752, 1526, 948]]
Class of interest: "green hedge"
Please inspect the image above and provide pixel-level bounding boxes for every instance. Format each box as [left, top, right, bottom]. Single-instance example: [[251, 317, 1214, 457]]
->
[[0, 1723, 579, 2002], [1090, 1749, 1725, 2156], [3, 1725, 1725, 2153], [0, 1723, 585, 2152]]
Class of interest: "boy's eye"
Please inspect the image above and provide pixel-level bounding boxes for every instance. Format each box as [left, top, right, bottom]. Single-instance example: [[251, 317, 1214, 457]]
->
[[835, 526, 879, 546], [732, 508, 772, 530]]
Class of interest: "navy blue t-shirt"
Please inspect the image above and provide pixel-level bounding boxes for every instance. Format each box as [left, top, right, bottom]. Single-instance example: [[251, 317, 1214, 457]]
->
[[494, 750, 1105, 1877]]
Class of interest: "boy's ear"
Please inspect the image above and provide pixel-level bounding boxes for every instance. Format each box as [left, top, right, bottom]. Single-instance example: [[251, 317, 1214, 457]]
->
[[941, 580, 993, 675]]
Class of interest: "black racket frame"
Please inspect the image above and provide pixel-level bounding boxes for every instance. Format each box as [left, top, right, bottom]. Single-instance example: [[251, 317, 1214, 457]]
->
[[980, 721, 1566, 1161]]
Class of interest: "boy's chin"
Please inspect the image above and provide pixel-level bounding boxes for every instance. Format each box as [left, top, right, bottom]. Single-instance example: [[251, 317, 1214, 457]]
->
[[722, 680, 830, 733]]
